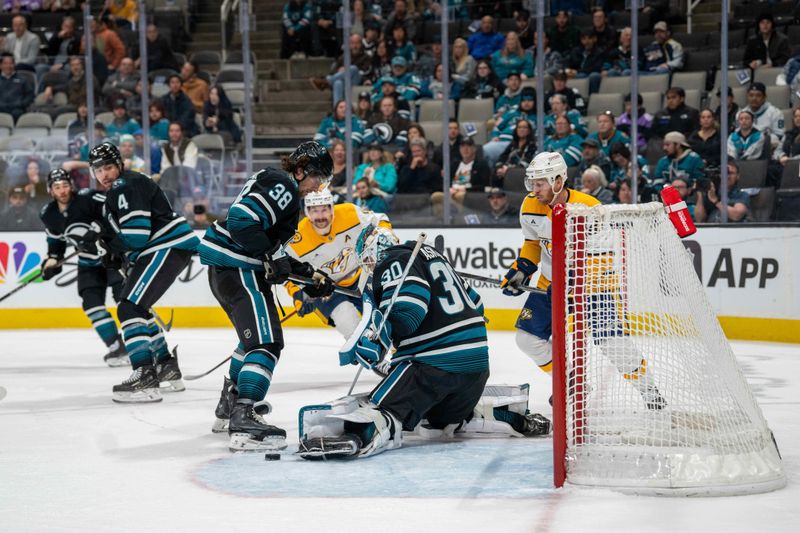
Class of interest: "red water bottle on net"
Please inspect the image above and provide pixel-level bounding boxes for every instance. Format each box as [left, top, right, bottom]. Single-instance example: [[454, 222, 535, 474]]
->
[[660, 185, 697, 238]]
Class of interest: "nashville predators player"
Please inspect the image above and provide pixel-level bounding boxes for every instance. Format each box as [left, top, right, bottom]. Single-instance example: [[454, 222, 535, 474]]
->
[[286, 189, 392, 338]]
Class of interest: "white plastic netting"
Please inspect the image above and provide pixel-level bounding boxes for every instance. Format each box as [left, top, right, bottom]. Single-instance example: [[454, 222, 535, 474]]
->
[[559, 203, 784, 495]]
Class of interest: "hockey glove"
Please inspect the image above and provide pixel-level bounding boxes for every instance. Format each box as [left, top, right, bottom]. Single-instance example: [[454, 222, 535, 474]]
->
[[40, 256, 62, 281], [293, 291, 317, 317], [501, 258, 537, 296], [73, 221, 102, 253], [263, 244, 292, 284], [302, 270, 335, 298], [354, 310, 392, 369]]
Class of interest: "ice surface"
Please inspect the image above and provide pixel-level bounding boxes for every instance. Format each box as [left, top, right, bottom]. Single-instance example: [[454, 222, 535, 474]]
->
[[0, 328, 798, 532]]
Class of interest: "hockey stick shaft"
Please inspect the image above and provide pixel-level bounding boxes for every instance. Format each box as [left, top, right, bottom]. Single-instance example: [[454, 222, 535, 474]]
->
[[456, 271, 547, 295], [183, 309, 298, 380], [0, 250, 81, 304], [348, 232, 427, 395], [287, 275, 360, 298]]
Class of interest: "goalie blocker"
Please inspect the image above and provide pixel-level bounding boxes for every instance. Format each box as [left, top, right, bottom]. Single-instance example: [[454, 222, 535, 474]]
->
[[297, 384, 551, 460]]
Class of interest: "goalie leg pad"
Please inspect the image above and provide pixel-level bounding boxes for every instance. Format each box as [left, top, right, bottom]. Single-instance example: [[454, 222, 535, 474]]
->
[[515, 330, 552, 372], [455, 384, 552, 438], [298, 434, 363, 460]]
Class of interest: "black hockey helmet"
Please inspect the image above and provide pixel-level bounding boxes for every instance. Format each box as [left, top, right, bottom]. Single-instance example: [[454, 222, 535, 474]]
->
[[88, 141, 123, 173], [286, 141, 333, 185], [46, 168, 73, 192]]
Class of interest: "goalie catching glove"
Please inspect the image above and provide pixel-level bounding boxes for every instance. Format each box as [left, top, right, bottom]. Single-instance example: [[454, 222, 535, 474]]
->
[[501, 257, 537, 296]]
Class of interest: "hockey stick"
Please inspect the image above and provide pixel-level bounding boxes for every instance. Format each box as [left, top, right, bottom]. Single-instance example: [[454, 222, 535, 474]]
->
[[0, 250, 81, 304], [151, 308, 174, 332], [183, 309, 298, 380], [287, 274, 361, 298], [456, 271, 547, 295], [348, 232, 427, 395]]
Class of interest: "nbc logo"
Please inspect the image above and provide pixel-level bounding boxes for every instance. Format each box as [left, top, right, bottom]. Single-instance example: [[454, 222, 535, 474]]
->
[[0, 242, 43, 285]]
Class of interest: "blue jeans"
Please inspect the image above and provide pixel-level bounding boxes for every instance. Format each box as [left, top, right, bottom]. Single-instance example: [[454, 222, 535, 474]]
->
[[576, 72, 602, 94], [327, 65, 361, 106], [482, 140, 511, 167]]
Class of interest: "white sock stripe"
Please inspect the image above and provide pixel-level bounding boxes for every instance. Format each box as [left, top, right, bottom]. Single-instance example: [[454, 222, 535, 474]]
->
[[240, 363, 273, 381], [92, 317, 117, 328], [84, 306, 106, 315], [120, 318, 148, 329]]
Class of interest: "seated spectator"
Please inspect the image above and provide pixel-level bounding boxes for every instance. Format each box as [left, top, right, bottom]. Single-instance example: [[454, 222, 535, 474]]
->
[[688, 109, 722, 169], [547, 10, 580, 55], [106, 99, 140, 140], [479, 187, 518, 225], [451, 37, 476, 86], [565, 28, 606, 94], [0, 53, 34, 120], [591, 7, 617, 50], [425, 63, 453, 100], [468, 16, 504, 61], [370, 39, 392, 83], [350, 0, 378, 37], [148, 100, 170, 141], [432, 137, 491, 214], [485, 86, 537, 166], [416, 36, 444, 81], [365, 95, 411, 149], [654, 131, 706, 189], [670, 177, 696, 220], [604, 27, 636, 77], [160, 74, 198, 137], [46, 15, 81, 74], [515, 9, 534, 49], [19, 159, 48, 204], [433, 118, 463, 170], [355, 90, 372, 121], [386, 56, 421, 102], [615, 178, 634, 204], [575, 138, 611, 184], [134, 24, 179, 72], [67, 101, 89, 147], [460, 60, 503, 101], [328, 139, 347, 192], [587, 111, 629, 157], [387, 24, 416, 64], [616, 93, 653, 151], [2, 15, 40, 70], [608, 142, 651, 191], [743, 12, 790, 71], [281, 0, 313, 59], [776, 107, 800, 165], [369, 77, 411, 120], [545, 70, 587, 114], [102, 56, 138, 107], [728, 110, 767, 161], [311, 0, 339, 57], [65, 56, 99, 109], [119, 133, 145, 173], [314, 100, 365, 149], [714, 86, 739, 134], [181, 61, 209, 114], [495, 118, 537, 184], [76, 121, 112, 162], [310, 34, 373, 106], [0, 187, 40, 230], [738, 82, 784, 148], [581, 165, 613, 204], [355, 142, 398, 196], [544, 93, 587, 137], [384, 0, 418, 43], [203, 85, 242, 144], [544, 114, 584, 167], [653, 87, 700, 137], [642, 21, 684, 74], [83, 15, 126, 71], [530, 32, 564, 76], [396, 138, 441, 194], [694, 162, 750, 223], [159, 122, 198, 173], [394, 122, 434, 167], [361, 21, 380, 57], [494, 71, 523, 121], [491, 32, 533, 81], [354, 177, 389, 214]]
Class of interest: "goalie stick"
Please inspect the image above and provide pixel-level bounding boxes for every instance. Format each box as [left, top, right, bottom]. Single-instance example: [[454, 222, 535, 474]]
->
[[456, 271, 547, 295], [0, 250, 81, 304], [347, 232, 427, 395]]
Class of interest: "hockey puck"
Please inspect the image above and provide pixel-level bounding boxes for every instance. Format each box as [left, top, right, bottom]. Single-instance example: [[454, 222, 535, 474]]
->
[[264, 453, 281, 461]]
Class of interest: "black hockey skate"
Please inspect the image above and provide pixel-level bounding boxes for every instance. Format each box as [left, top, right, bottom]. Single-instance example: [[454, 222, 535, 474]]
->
[[213, 377, 272, 433], [642, 385, 667, 410], [521, 412, 551, 436], [103, 337, 129, 367], [112, 365, 162, 403], [156, 347, 185, 393], [298, 434, 363, 460], [228, 402, 287, 452]]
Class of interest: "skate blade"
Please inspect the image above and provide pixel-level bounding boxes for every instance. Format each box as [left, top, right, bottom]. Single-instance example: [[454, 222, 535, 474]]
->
[[212, 418, 229, 433], [228, 433, 287, 452], [105, 356, 130, 368], [112, 388, 162, 403], [160, 379, 185, 393]]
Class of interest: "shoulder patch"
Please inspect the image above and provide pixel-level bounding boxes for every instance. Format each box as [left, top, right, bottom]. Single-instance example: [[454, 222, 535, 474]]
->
[[78, 188, 92, 196], [111, 178, 126, 189], [290, 231, 302, 244]]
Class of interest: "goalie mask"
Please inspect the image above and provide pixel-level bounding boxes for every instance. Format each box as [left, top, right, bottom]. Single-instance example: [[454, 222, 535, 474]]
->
[[355, 223, 398, 273], [304, 188, 335, 235], [525, 151, 567, 194]]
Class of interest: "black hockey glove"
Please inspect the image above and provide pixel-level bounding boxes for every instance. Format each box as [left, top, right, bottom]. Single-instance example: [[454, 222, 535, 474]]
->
[[73, 222, 102, 253], [302, 270, 335, 298], [263, 244, 292, 284], [40, 256, 62, 281]]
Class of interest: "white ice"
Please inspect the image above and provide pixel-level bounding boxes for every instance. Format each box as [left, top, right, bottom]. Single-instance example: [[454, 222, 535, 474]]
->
[[0, 328, 798, 533]]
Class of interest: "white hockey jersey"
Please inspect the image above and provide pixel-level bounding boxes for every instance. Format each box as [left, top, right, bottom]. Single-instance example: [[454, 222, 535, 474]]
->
[[738, 102, 785, 146]]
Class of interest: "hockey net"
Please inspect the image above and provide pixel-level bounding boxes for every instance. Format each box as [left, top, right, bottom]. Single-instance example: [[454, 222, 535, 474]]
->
[[551, 202, 785, 496]]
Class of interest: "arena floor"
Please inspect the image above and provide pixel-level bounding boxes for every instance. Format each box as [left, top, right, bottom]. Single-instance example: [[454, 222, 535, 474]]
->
[[0, 328, 797, 532]]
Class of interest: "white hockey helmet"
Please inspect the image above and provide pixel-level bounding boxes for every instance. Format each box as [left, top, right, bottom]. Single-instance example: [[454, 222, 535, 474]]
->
[[355, 223, 399, 273], [524, 151, 568, 192], [304, 188, 334, 216]]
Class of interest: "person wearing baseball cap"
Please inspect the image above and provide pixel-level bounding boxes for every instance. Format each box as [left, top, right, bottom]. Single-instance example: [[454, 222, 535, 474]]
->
[[106, 98, 140, 139], [0, 187, 40, 230], [576, 137, 612, 185], [738, 81, 785, 148], [654, 131, 706, 188], [743, 12, 791, 71], [483, 187, 519, 225], [544, 69, 586, 114], [643, 20, 684, 73]]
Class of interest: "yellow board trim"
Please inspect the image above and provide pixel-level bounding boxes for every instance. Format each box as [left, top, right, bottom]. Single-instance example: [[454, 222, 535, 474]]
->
[[0, 308, 798, 344]]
